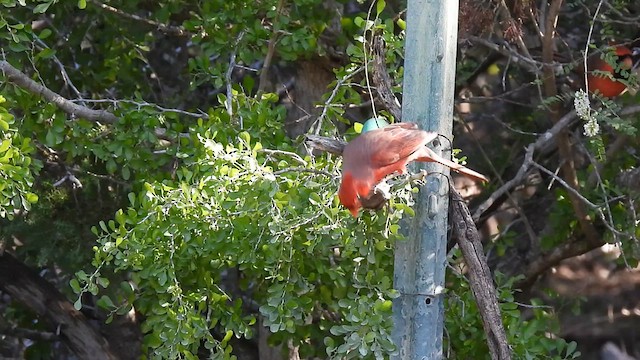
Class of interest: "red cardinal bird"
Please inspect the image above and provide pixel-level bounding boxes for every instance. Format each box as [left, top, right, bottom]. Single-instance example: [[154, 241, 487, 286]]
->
[[338, 122, 488, 217], [587, 45, 635, 97]]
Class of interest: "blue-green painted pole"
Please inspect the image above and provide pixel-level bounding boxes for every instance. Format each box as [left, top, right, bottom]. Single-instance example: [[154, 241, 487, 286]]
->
[[392, 0, 458, 359]]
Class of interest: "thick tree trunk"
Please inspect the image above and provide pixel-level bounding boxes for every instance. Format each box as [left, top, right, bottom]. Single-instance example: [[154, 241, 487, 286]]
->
[[0, 251, 118, 360]]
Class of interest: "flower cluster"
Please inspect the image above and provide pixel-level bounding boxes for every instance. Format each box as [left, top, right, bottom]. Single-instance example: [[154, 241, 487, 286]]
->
[[574, 89, 600, 137]]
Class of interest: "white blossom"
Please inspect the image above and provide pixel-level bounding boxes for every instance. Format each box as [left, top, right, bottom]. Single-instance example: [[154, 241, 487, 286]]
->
[[574, 90, 600, 137], [583, 118, 600, 137], [574, 89, 591, 121]]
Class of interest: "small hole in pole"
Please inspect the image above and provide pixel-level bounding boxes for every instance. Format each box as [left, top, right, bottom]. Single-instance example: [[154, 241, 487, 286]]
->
[[425, 297, 432, 305]]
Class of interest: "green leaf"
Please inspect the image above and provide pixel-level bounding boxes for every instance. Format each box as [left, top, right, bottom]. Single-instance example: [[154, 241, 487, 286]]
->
[[122, 165, 131, 180], [96, 295, 115, 309], [69, 279, 81, 293], [106, 158, 117, 174], [115, 209, 125, 225], [376, 0, 386, 15], [45, 129, 57, 146], [566, 341, 577, 357], [221, 330, 233, 345], [33, 1, 52, 13], [0, 139, 10, 153], [97, 276, 110, 288], [38, 28, 52, 40], [25, 192, 38, 203], [36, 47, 56, 59]]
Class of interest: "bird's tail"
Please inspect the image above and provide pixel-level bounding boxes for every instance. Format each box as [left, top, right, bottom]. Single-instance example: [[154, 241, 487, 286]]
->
[[416, 147, 489, 183]]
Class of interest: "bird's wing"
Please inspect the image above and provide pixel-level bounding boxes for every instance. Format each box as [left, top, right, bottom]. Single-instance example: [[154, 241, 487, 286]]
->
[[367, 126, 437, 167]]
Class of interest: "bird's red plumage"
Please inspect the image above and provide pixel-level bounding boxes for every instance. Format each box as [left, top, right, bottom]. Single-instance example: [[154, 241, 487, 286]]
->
[[587, 45, 634, 98], [338, 123, 488, 217]]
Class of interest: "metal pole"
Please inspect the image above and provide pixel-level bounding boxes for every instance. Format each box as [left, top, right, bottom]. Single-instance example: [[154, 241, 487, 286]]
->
[[392, 0, 458, 359]]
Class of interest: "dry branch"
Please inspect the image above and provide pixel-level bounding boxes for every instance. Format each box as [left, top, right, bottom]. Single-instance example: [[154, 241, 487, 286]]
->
[[372, 36, 402, 121], [89, 0, 187, 36], [305, 134, 346, 155], [0, 61, 118, 124], [0, 327, 58, 341], [257, 0, 285, 94], [474, 104, 640, 221], [0, 251, 117, 360], [450, 189, 512, 360], [515, 233, 605, 289]]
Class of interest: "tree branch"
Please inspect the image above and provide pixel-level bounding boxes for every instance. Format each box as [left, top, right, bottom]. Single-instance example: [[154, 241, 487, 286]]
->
[[305, 134, 346, 155], [257, 0, 285, 94], [372, 36, 402, 121], [0, 251, 117, 360], [474, 104, 640, 221], [0, 327, 58, 341], [473, 109, 577, 221], [0, 61, 118, 124], [272, 167, 334, 177], [450, 189, 512, 360], [515, 234, 605, 289], [89, 0, 187, 36]]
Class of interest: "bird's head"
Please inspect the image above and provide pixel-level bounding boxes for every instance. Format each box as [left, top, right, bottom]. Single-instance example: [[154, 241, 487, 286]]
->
[[338, 173, 363, 217], [616, 46, 634, 70]]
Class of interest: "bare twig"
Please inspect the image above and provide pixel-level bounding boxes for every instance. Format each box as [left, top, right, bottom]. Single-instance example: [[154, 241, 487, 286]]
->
[[0, 327, 58, 341], [586, 134, 629, 186], [53, 171, 83, 189], [458, 115, 538, 244], [259, 149, 307, 166], [475, 104, 640, 287], [272, 167, 334, 177], [33, 38, 83, 101], [472, 108, 577, 221], [312, 67, 364, 135], [257, 0, 285, 94], [473, 106, 640, 222], [577, 141, 631, 268], [89, 0, 187, 36], [602, 0, 640, 22], [467, 36, 543, 74], [226, 31, 245, 127], [530, 161, 598, 209], [71, 98, 208, 118], [0, 60, 118, 123], [583, 0, 605, 95]]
